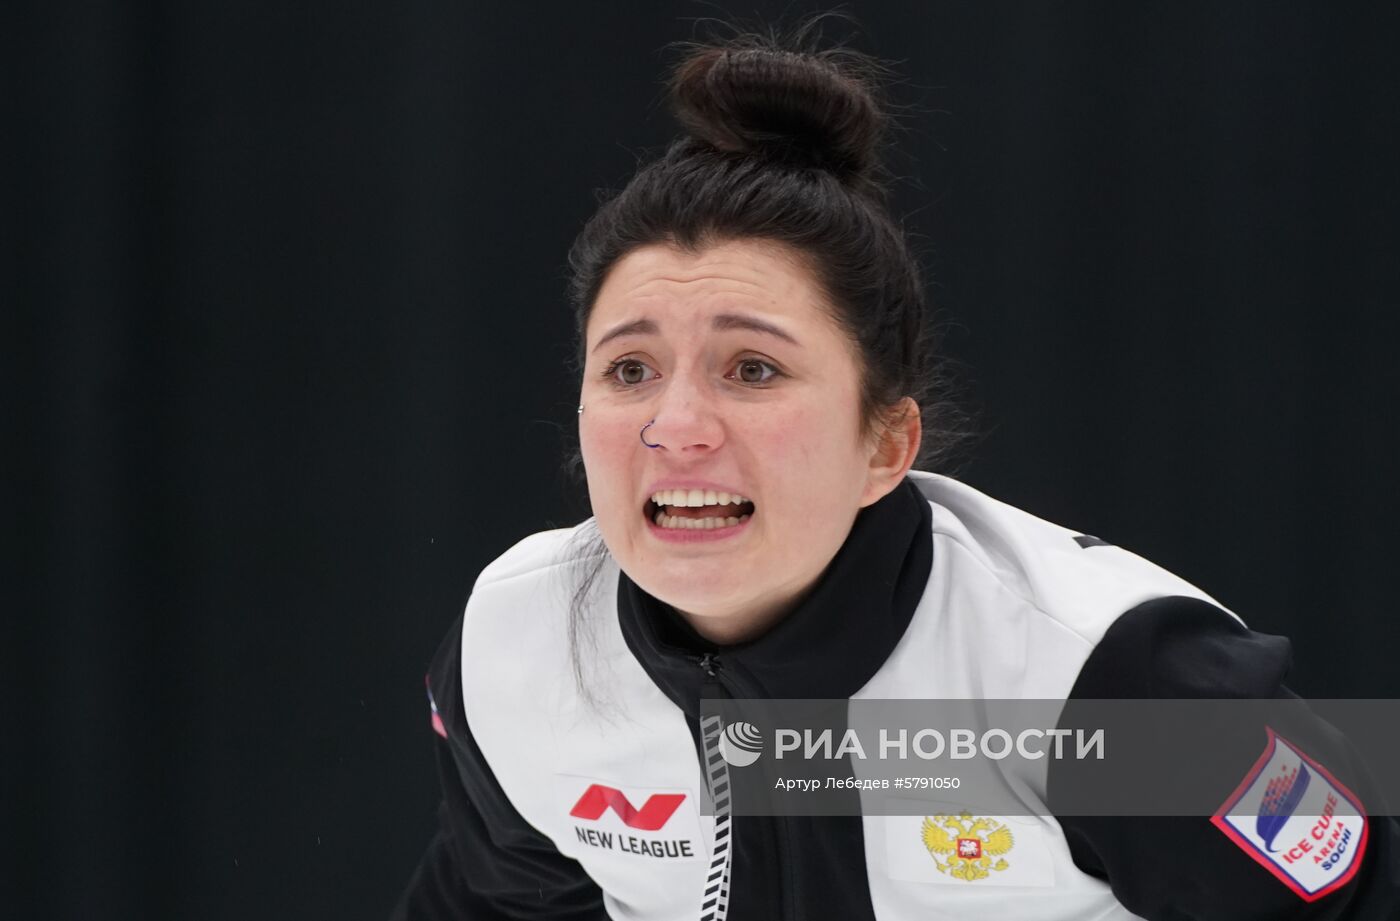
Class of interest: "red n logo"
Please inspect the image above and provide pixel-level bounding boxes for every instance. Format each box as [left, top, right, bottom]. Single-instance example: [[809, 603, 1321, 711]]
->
[[569, 785, 686, 830]]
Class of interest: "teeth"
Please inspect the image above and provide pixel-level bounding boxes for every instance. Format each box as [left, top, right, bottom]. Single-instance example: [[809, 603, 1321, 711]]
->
[[649, 490, 753, 508], [653, 514, 750, 530]]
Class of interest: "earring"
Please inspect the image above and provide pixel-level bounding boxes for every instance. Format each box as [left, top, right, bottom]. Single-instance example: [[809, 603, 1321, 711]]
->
[[577, 405, 584, 415]]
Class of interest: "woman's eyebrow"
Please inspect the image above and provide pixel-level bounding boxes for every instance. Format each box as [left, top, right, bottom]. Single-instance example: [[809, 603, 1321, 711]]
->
[[591, 318, 658, 353], [711, 313, 799, 345], [590, 313, 799, 354]]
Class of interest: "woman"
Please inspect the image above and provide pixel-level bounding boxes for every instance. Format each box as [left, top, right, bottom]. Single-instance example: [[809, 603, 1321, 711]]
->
[[394, 29, 1397, 921]]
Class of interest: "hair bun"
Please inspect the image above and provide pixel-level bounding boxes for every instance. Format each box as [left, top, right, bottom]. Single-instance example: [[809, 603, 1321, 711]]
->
[[668, 42, 886, 182]]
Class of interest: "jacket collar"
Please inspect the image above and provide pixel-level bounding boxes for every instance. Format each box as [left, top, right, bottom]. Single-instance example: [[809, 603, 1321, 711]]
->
[[617, 478, 933, 716]]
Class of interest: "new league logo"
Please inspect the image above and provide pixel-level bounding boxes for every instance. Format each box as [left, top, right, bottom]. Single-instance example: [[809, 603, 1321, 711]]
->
[[569, 785, 685, 831], [567, 783, 700, 860]]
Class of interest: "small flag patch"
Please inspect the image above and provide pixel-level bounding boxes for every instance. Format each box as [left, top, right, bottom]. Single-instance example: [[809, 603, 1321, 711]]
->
[[425, 674, 448, 739]]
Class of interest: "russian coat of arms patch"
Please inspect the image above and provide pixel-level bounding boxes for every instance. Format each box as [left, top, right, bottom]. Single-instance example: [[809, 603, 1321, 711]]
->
[[922, 812, 1014, 882]]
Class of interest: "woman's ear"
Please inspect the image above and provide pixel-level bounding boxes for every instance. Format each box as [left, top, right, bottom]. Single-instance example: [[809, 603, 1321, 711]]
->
[[860, 397, 922, 507]]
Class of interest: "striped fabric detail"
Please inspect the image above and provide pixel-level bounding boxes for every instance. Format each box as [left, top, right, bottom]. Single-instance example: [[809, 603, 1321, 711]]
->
[[698, 714, 733, 921]]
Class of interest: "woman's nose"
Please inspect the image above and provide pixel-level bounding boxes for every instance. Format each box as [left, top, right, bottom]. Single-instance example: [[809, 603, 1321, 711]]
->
[[643, 380, 723, 454]]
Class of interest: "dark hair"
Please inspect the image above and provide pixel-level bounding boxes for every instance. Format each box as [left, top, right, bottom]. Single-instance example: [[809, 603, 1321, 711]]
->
[[561, 17, 969, 695]]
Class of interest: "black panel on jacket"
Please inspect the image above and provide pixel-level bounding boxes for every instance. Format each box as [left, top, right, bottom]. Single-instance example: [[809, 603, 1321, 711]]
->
[[617, 478, 934, 713], [1053, 596, 1400, 920], [392, 615, 609, 921], [616, 478, 935, 921]]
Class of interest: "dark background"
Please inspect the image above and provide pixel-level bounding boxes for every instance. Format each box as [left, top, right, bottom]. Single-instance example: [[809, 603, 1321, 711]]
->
[[9, 2, 1399, 918]]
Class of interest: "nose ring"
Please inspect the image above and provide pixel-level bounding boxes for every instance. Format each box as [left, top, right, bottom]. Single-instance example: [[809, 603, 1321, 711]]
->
[[640, 419, 660, 449]]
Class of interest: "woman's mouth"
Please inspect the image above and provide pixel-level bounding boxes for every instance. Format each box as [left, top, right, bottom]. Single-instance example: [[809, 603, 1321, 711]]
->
[[644, 488, 756, 531]]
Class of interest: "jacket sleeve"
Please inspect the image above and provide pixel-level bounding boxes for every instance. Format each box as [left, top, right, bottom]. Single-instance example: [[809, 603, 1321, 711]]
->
[[1051, 596, 1400, 920], [391, 613, 608, 921]]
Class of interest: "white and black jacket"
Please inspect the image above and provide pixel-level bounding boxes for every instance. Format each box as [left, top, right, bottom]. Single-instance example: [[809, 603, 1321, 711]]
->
[[393, 471, 1399, 920]]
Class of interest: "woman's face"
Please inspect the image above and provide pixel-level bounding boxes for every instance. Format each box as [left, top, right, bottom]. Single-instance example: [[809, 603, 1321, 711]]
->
[[578, 238, 916, 643]]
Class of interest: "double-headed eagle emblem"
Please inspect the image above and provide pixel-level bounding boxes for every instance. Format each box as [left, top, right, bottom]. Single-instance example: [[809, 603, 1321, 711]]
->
[[921, 812, 1014, 881]]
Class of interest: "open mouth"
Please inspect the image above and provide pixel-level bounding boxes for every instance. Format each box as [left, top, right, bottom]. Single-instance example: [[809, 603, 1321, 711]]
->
[[644, 488, 756, 531]]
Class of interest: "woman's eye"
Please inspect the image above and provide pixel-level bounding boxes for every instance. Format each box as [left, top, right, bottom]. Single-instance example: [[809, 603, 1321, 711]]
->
[[607, 359, 657, 386], [730, 358, 779, 384]]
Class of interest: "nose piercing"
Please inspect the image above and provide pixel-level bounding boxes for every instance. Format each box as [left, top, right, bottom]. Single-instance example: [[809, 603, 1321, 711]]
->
[[640, 419, 660, 449]]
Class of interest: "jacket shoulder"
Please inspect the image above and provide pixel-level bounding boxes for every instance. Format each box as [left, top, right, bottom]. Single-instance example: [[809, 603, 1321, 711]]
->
[[460, 521, 611, 683], [905, 470, 1233, 646], [459, 520, 615, 703], [471, 521, 604, 591]]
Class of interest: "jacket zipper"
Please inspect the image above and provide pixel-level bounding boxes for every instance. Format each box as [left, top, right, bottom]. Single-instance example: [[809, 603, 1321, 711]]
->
[[692, 653, 791, 921], [697, 652, 721, 685]]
